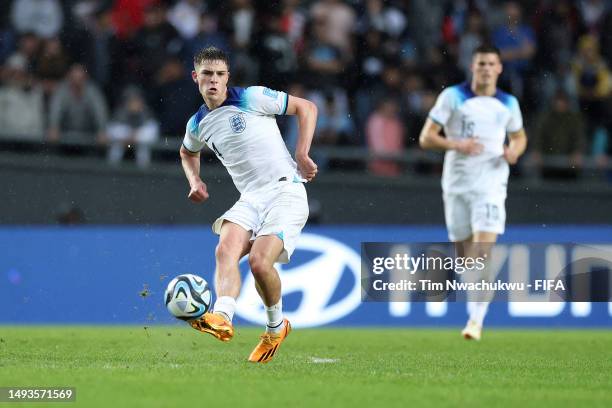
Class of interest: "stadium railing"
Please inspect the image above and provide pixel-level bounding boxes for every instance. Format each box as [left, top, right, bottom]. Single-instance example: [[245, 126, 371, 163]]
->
[[0, 133, 610, 178]]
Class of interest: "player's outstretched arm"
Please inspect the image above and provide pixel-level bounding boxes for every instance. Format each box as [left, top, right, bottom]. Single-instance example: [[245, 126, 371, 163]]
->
[[285, 95, 318, 181], [503, 129, 527, 165], [180, 145, 209, 203], [419, 118, 483, 155]]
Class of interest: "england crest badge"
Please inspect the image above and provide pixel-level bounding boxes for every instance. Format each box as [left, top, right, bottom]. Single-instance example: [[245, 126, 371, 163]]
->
[[229, 113, 246, 133]]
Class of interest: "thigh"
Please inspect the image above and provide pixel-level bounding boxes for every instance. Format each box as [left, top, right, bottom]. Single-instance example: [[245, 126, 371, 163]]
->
[[218, 220, 253, 261], [443, 194, 472, 242], [249, 234, 285, 269], [212, 199, 259, 237]]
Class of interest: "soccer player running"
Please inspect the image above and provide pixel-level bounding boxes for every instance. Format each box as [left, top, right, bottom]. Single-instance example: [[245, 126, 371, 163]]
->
[[419, 45, 527, 340], [180, 47, 318, 362]]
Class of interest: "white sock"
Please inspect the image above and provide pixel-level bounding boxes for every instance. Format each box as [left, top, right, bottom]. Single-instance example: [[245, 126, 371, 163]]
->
[[468, 301, 489, 326], [213, 296, 236, 322], [265, 299, 284, 334]]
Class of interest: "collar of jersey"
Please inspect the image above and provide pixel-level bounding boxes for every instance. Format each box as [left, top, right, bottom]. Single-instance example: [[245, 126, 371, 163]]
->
[[459, 81, 509, 104], [201, 87, 245, 113]]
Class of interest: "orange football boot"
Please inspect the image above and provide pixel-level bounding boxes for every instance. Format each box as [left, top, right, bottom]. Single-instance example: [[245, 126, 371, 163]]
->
[[248, 318, 291, 363], [189, 312, 234, 342]]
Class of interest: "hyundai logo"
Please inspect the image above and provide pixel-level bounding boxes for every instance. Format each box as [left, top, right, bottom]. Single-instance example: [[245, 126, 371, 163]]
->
[[236, 233, 362, 327]]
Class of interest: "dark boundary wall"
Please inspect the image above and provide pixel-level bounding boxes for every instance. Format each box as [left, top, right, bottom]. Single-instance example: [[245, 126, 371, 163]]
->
[[1, 153, 611, 224]]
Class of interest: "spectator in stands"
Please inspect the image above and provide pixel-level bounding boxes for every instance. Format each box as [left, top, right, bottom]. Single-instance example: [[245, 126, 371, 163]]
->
[[366, 99, 404, 177], [132, 2, 183, 84], [534, 0, 580, 107], [185, 14, 230, 71], [302, 19, 346, 90], [600, 8, 612, 64], [535, 0, 578, 72], [458, 12, 488, 78], [281, 0, 307, 49], [577, 0, 609, 33], [0, 2, 16, 64], [11, 0, 63, 39], [402, 71, 433, 147], [253, 14, 297, 90], [492, 1, 536, 97], [107, 86, 159, 168], [12, 32, 40, 71], [150, 57, 201, 136], [572, 34, 611, 138], [0, 54, 44, 141], [355, 29, 386, 88], [311, 89, 354, 146], [354, 63, 403, 138], [406, 0, 444, 60], [217, 0, 255, 85], [110, 0, 157, 40], [34, 37, 70, 98], [222, 0, 255, 52], [47, 64, 108, 144], [62, 4, 118, 103], [532, 90, 586, 179], [360, 0, 407, 39], [168, 0, 206, 40], [310, 0, 356, 57]]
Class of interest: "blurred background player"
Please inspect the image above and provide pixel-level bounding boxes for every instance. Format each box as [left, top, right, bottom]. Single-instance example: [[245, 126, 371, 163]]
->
[[419, 44, 527, 341], [179, 46, 318, 363]]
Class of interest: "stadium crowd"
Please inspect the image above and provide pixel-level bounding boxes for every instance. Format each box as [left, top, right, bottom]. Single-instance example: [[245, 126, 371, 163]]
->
[[0, 0, 611, 177]]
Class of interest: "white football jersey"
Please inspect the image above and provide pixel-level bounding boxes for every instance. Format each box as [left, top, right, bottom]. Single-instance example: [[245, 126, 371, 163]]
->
[[428, 82, 523, 195], [183, 86, 302, 194]]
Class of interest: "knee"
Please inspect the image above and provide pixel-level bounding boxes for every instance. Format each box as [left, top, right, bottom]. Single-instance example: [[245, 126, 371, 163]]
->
[[248, 252, 271, 278], [215, 241, 241, 265]]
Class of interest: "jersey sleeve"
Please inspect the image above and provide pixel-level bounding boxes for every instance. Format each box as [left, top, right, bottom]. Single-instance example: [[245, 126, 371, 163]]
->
[[506, 96, 523, 133], [428, 88, 454, 126], [182, 114, 205, 153], [243, 86, 289, 116]]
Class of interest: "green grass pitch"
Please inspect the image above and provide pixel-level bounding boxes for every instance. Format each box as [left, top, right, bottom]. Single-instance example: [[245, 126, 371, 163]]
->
[[0, 326, 610, 407]]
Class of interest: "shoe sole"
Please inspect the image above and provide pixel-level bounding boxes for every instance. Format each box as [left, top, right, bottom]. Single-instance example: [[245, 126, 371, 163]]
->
[[191, 319, 234, 342]]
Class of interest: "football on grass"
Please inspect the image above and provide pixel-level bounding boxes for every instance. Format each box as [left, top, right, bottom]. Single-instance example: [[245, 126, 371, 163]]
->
[[164, 274, 211, 320]]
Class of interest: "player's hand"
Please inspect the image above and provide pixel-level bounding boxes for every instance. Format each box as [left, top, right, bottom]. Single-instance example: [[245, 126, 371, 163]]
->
[[454, 138, 483, 155], [296, 154, 318, 182], [503, 145, 519, 165], [188, 180, 209, 203]]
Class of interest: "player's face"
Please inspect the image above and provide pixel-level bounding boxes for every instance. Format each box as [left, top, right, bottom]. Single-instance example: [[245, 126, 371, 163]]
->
[[471, 53, 502, 87], [192, 60, 229, 106]]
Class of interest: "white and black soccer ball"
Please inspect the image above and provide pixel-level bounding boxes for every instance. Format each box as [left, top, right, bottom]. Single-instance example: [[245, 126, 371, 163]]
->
[[164, 274, 212, 321]]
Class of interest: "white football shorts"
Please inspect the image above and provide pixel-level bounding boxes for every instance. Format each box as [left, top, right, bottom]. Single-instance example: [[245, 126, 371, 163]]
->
[[212, 180, 309, 263], [443, 191, 506, 242]]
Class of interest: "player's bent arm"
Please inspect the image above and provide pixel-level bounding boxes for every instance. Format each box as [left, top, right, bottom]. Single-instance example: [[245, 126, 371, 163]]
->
[[285, 95, 317, 159], [504, 128, 528, 165], [180, 145, 209, 202], [419, 118, 456, 151], [284, 95, 319, 181], [180, 145, 201, 185], [419, 118, 483, 155], [508, 129, 527, 156]]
